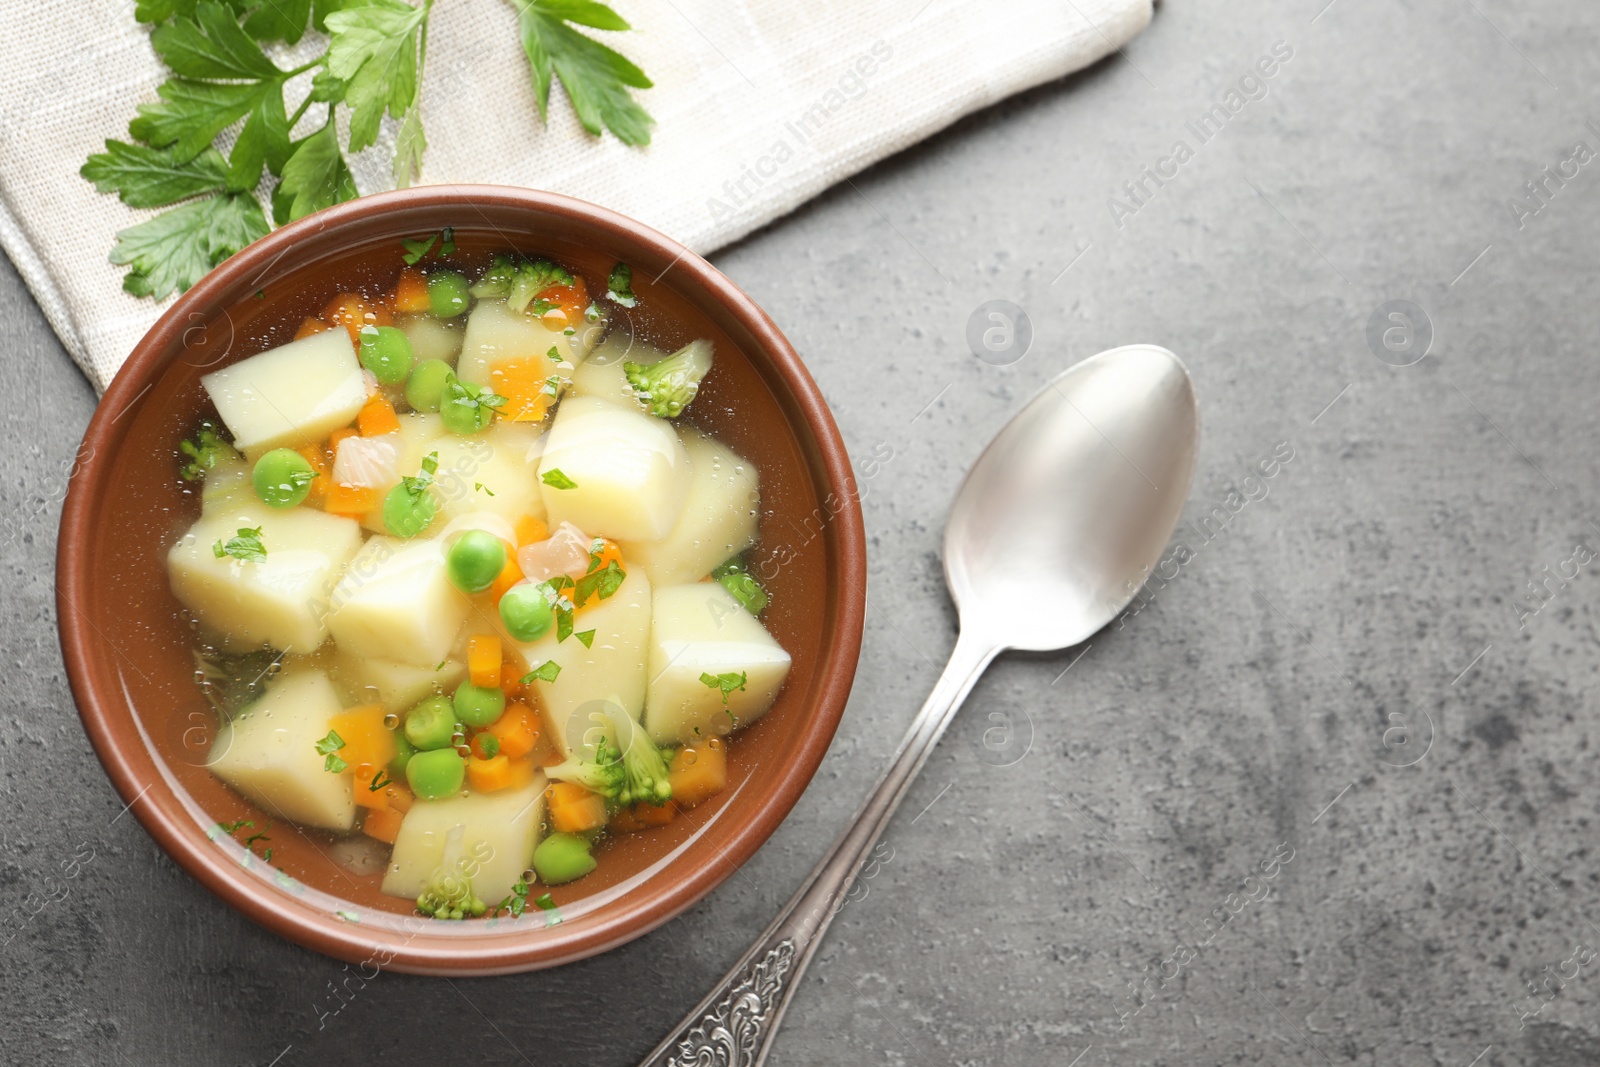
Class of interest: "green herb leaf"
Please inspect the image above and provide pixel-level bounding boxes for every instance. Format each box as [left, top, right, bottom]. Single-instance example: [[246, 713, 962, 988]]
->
[[225, 86, 291, 191], [401, 233, 437, 265], [606, 261, 636, 307], [574, 629, 595, 648], [111, 192, 269, 299], [212, 525, 267, 562], [324, 0, 429, 153], [513, 0, 654, 146], [542, 468, 577, 490], [573, 559, 624, 607], [440, 226, 455, 255], [151, 2, 280, 80], [474, 482, 495, 496], [130, 78, 280, 164], [369, 770, 393, 791], [242, 0, 313, 44], [533, 892, 557, 911], [315, 728, 349, 772], [546, 345, 561, 362], [699, 671, 748, 706], [80, 142, 230, 208], [393, 106, 427, 188], [277, 116, 358, 222], [521, 660, 561, 684]]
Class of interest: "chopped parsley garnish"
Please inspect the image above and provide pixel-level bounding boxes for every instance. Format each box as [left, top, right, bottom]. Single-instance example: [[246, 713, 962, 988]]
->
[[573, 559, 625, 606], [521, 660, 562, 684], [606, 262, 637, 307], [574, 629, 596, 649], [315, 729, 348, 773], [474, 482, 495, 497], [368, 770, 393, 792], [491, 877, 530, 918], [212, 526, 266, 562], [542, 468, 578, 490], [546, 345, 561, 362], [700, 671, 748, 706], [400, 233, 437, 265], [533, 892, 557, 912]]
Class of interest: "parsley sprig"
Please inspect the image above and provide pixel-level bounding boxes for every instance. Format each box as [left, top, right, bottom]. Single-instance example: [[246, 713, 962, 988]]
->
[[315, 728, 349, 773], [212, 525, 267, 562], [700, 671, 748, 706], [82, 0, 654, 299]]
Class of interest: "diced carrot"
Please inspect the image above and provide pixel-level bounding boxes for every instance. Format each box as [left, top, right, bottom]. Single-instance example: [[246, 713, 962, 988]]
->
[[514, 515, 549, 546], [392, 268, 431, 313], [324, 482, 380, 516], [589, 538, 624, 572], [467, 635, 502, 688], [353, 764, 391, 811], [487, 555, 525, 604], [611, 801, 677, 834], [361, 807, 404, 844], [539, 277, 589, 329], [488, 357, 556, 423], [500, 661, 528, 701], [384, 783, 414, 814], [331, 704, 395, 772], [669, 736, 727, 808], [329, 425, 359, 453], [294, 443, 329, 507], [466, 754, 515, 793], [323, 292, 393, 345], [547, 781, 607, 833], [294, 316, 333, 341], [485, 702, 539, 760], [357, 394, 400, 437]]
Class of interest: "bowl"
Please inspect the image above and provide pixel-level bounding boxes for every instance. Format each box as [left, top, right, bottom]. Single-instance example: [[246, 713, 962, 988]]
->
[[56, 186, 866, 975]]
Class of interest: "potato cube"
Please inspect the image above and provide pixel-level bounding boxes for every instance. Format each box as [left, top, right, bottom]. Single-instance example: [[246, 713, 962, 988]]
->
[[326, 537, 470, 666], [381, 774, 546, 903], [333, 651, 464, 713], [208, 670, 356, 831], [619, 428, 759, 586], [495, 567, 652, 757], [399, 314, 463, 365], [456, 299, 598, 387], [538, 396, 690, 541], [202, 329, 367, 455], [644, 583, 792, 746], [426, 420, 545, 527], [168, 503, 363, 652]]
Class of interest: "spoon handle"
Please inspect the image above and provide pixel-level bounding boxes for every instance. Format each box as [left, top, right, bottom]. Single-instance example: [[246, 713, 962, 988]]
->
[[636, 629, 998, 1067]]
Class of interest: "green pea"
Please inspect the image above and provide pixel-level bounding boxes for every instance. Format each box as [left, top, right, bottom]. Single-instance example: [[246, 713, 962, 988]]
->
[[404, 695, 458, 751], [499, 582, 555, 642], [405, 359, 453, 412], [532, 833, 596, 885], [389, 731, 418, 778], [447, 530, 507, 594], [439, 374, 494, 435], [358, 325, 414, 385], [453, 682, 505, 728], [382, 482, 437, 538], [251, 448, 316, 509], [406, 748, 466, 800], [428, 270, 471, 318]]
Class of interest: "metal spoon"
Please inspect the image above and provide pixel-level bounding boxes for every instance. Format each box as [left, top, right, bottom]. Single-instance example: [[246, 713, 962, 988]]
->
[[639, 344, 1200, 1067]]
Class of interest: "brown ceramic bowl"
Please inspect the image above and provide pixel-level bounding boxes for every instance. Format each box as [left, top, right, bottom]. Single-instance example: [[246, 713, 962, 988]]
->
[[56, 186, 865, 975]]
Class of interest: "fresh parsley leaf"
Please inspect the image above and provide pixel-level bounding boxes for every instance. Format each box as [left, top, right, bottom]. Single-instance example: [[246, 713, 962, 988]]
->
[[130, 78, 281, 163], [401, 233, 436, 265], [572, 559, 624, 607], [277, 116, 358, 222], [369, 770, 393, 791], [513, 0, 654, 145], [606, 261, 636, 306], [212, 525, 267, 562], [225, 87, 291, 191], [80, 142, 230, 208], [215, 817, 254, 835], [699, 670, 747, 705], [474, 482, 495, 496], [546, 345, 561, 362], [520, 660, 561, 684], [393, 106, 426, 188], [556, 600, 574, 643], [111, 191, 269, 298], [324, 0, 430, 153], [315, 728, 348, 772], [574, 629, 595, 648], [491, 877, 530, 918], [542, 468, 577, 490], [242, 0, 313, 44], [533, 892, 557, 911], [151, 2, 280, 80]]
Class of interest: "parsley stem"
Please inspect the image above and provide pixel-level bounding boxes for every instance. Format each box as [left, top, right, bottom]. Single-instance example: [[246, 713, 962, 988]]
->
[[284, 59, 322, 79], [286, 95, 316, 133]]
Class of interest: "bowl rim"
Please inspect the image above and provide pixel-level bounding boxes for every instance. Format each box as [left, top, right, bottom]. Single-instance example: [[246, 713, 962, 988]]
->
[[56, 184, 866, 975]]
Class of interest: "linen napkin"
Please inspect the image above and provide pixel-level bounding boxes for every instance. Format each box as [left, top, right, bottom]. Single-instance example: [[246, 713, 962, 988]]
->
[[0, 0, 1151, 393]]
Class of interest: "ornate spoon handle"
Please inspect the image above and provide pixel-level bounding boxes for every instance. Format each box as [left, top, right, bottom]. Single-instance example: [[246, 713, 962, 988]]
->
[[637, 630, 998, 1067]]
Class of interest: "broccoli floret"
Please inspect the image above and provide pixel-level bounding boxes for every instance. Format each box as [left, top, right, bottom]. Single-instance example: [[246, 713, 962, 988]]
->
[[178, 421, 237, 481], [469, 254, 518, 299], [625, 339, 714, 418], [415, 866, 487, 921], [618, 723, 672, 806], [545, 733, 624, 799], [507, 259, 574, 314]]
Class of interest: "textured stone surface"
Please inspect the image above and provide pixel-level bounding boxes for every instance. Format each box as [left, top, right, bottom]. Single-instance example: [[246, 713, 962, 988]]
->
[[6, 1, 1600, 1064]]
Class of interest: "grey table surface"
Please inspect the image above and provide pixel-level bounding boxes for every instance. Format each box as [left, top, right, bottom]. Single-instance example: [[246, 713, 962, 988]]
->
[[6, 1, 1600, 1064]]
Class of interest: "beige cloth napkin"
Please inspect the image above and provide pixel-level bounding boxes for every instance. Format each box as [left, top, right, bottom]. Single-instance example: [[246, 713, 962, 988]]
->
[[0, 0, 1151, 393]]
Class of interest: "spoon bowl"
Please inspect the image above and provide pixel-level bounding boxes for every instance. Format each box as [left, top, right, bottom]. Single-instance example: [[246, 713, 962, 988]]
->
[[946, 344, 1199, 651]]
